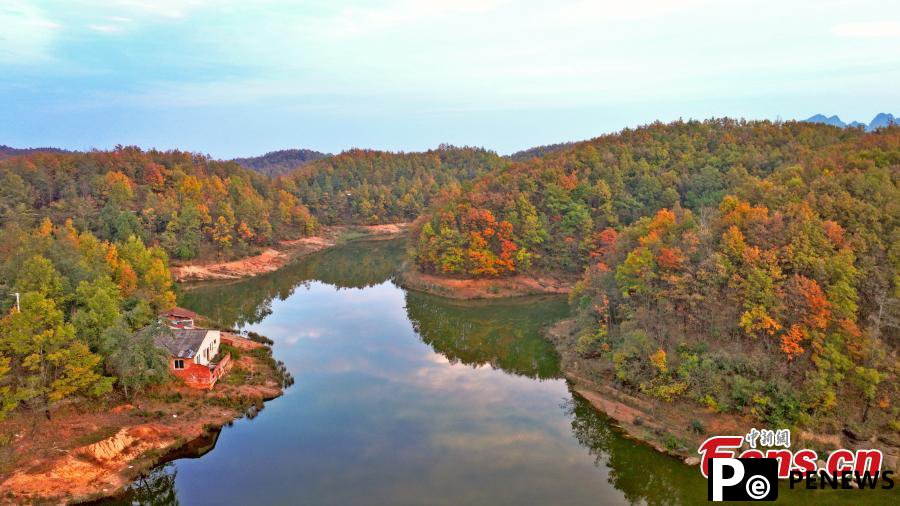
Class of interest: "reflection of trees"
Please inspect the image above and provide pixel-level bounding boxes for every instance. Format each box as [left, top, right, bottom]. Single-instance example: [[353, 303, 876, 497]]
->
[[102, 463, 179, 505], [405, 291, 569, 379], [99, 430, 222, 505], [179, 239, 406, 327], [566, 393, 707, 505]]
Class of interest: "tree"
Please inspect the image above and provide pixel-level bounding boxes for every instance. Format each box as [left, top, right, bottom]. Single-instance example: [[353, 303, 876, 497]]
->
[[212, 215, 234, 253], [0, 353, 13, 420], [118, 235, 176, 311], [14, 255, 66, 304], [0, 292, 113, 418], [72, 276, 122, 355], [106, 321, 169, 398]]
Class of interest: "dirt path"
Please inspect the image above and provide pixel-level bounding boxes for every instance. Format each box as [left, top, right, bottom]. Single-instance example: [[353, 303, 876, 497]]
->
[[171, 223, 409, 282]]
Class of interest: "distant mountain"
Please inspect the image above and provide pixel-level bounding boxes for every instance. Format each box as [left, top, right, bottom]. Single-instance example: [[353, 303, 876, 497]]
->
[[802, 113, 896, 132], [868, 113, 896, 131], [0, 145, 67, 160], [804, 114, 847, 128], [506, 141, 575, 161], [233, 148, 329, 176]]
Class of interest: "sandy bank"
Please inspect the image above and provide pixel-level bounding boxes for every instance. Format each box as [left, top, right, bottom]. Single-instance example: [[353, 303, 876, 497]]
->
[[171, 223, 409, 282], [397, 267, 574, 299]]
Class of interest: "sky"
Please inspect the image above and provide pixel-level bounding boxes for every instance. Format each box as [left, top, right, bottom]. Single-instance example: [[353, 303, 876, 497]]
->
[[1, 0, 898, 158]]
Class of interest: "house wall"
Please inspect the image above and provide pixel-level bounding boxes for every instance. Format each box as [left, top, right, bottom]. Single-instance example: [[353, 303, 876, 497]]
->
[[169, 357, 215, 389], [194, 330, 221, 366]]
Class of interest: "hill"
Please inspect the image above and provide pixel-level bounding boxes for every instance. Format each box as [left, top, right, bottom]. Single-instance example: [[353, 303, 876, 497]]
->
[[233, 148, 329, 176], [0, 147, 318, 261], [506, 142, 575, 161], [0, 145, 68, 160], [412, 119, 898, 434], [282, 145, 506, 225]]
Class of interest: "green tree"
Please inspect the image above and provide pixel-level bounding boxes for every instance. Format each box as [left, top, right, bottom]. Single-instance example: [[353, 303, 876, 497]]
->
[[14, 255, 66, 304], [0, 292, 113, 418], [0, 353, 14, 420], [106, 321, 169, 398], [72, 276, 122, 355]]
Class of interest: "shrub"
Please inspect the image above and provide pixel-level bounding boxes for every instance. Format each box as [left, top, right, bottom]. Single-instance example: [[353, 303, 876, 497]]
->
[[219, 343, 241, 361], [245, 331, 273, 345]]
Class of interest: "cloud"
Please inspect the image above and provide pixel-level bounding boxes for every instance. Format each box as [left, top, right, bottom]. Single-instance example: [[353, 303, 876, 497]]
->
[[314, 0, 509, 39], [88, 24, 125, 33], [63, 0, 231, 34], [0, 1, 60, 64], [88, 0, 218, 20], [832, 21, 900, 38], [544, 0, 713, 25]]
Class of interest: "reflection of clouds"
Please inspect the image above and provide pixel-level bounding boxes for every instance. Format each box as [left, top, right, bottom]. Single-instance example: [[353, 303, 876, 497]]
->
[[284, 328, 324, 345], [425, 353, 450, 364], [216, 272, 632, 504]]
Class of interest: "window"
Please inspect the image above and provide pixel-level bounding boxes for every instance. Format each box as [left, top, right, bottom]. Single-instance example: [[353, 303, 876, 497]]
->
[[174, 359, 184, 370]]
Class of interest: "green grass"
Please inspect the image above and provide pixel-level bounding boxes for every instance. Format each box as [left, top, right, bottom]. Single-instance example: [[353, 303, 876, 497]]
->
[[72, 425, 120, 447]]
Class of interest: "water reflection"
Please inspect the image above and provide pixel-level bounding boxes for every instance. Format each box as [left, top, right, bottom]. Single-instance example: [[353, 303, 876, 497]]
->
[[566, 394, 708, 505], [112, 239, 893, 505], [111, 464, 180, 506], [180, 239, 404, 327], [405, 291, 567, 379]]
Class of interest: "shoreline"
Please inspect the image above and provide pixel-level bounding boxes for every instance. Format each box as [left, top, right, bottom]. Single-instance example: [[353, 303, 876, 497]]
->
[[171, 223, 410, 283], [0, 333, 286, 505], [545, 318, 900, 472], [396, 266, 575, 300]]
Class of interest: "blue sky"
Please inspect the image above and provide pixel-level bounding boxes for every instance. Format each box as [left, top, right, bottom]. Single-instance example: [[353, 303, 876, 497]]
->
[[1, 0, 898, 158]]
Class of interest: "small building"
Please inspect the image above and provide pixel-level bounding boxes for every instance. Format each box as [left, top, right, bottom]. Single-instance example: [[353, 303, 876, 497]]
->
[[158, 306, 198, 329], [153, 327, 231, 389]]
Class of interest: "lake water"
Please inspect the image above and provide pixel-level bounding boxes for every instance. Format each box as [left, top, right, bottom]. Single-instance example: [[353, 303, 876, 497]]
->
[[110, 239, 885, 505]]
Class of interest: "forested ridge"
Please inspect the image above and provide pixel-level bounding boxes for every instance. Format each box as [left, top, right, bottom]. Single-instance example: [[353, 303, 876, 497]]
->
[[282, 145, 505, 225], [0, 148, 319, 262], [0, 145, 502, 263], [233, 148, 329, 176], [0, 120, 897, 435], [414, 119, 899, 432]]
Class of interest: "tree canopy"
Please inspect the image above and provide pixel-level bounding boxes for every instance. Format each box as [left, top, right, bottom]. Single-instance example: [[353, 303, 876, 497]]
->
[[414, 119, 899, 430]]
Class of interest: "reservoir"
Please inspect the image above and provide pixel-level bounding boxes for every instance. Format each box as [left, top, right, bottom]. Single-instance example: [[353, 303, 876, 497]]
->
[[112, 239, 881, 505]]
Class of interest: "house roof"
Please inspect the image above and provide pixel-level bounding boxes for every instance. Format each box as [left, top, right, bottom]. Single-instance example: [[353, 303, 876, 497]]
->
[[152, 328, 211, 359], [159, 306, 198, 319]]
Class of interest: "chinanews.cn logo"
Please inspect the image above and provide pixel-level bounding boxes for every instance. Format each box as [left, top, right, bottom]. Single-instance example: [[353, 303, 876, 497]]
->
[[697, 429, 894, 502]]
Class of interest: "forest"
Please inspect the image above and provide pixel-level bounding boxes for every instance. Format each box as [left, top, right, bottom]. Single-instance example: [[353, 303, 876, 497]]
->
[[0, 143, 504, 418], [0, 119, 896, 436], [282, 145, 505, 225], [413, 119, 898, 432], [0, 147, 319, 262], [233, 148, 329, 176], [0, 219, 177, 418]]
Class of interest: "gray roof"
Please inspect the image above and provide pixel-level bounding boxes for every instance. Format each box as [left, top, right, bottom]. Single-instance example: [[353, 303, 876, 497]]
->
[[152, 328, 210, 359]]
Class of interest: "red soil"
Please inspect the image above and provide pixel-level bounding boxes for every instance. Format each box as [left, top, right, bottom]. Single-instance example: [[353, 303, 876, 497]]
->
[[0, 334, 281, 504], [171, 223, 409, 282]]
